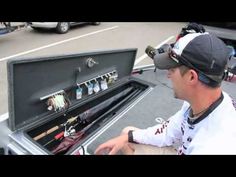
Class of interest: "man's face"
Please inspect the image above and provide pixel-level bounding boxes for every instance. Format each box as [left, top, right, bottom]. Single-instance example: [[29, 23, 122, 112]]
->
[[167, 66, 188, 100]]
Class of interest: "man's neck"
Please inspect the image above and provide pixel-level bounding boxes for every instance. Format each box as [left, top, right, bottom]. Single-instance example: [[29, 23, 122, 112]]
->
[[188, 88, 222, 115]]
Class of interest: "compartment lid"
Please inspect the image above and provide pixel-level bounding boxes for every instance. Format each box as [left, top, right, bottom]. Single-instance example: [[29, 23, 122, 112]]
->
[[7, 48, 137, 131]]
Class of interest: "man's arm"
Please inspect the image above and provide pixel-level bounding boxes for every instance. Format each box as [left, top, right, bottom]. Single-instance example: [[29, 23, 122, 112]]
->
[[131, 102, 189, 147]]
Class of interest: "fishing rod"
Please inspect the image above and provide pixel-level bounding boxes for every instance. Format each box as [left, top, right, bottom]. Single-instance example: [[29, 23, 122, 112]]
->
[[50, 88, 142, 153], [83, 87, 142, 128], [33, 116, 78, 141], [34, 86, 135, 142]]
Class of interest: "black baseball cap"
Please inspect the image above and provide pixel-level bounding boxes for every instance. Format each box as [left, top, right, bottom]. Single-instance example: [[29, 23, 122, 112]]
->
[[154, 33, 231, 84]]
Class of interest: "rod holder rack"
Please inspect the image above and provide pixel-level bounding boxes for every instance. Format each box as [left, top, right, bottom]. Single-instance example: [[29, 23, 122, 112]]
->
[[40, 90, 65, 101], [77, 70, 117, 87]]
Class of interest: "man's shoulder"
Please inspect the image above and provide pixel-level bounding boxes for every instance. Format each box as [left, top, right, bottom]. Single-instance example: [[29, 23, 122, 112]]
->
[[221, 92, 236, 112], [222, 91, 236, 109]]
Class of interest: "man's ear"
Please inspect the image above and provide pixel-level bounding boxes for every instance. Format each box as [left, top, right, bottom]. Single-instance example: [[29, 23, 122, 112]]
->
[[188, 69, 199, 84]]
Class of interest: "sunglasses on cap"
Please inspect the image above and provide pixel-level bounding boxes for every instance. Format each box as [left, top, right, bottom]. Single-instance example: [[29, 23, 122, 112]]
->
[[168, 48, 223, 87]]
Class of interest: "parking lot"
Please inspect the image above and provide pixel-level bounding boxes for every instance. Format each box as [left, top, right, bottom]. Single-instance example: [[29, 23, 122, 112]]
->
[[0, 22, 186, 115], [1, 22, 236, 155]]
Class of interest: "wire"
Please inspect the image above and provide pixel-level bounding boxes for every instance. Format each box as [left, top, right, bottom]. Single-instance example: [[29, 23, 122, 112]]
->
[[81, 145, 85, 155]]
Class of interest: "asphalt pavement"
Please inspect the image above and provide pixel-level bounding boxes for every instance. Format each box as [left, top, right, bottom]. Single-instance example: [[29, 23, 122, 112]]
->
[[0, 22, 186, 115]]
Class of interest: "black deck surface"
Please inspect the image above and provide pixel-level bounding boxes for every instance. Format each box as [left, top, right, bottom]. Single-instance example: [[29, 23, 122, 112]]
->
[[87, 68, 236, 154]]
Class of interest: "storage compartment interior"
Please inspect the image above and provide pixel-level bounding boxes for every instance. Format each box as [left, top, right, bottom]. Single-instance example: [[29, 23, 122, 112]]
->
[[26, 80, 148, 154]]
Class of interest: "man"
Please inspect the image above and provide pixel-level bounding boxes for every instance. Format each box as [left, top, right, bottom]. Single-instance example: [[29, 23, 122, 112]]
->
[[95, 32, 236, 155]]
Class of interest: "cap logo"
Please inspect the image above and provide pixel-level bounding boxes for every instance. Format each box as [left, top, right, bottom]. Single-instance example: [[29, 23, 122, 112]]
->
[[210, 60, 215, 69]]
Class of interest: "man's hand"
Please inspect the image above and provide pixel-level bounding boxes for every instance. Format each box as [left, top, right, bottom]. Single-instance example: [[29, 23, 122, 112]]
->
[[94, 134, 128, 155]]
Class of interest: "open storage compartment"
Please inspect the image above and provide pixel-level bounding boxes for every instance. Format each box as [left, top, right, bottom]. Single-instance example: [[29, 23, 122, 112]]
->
[[27, 80, 147, 154], [7, 49, 154, 154]]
